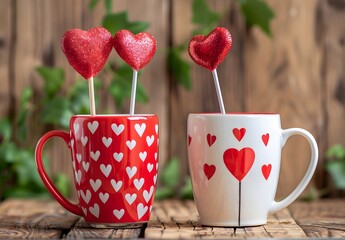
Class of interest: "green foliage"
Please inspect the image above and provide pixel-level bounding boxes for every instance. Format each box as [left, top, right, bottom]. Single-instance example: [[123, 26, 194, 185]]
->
[[102, 12, 149, 35], [325, 144, 345, 190], [192, 0, 221, 35], [239, 0, 275, 36], [155, 158, 194, 200]]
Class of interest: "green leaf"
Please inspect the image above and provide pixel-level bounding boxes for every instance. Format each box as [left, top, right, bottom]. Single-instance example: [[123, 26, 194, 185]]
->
[[16, 87, 33, 141], [102, 12, 149, 35], [36, 66, 65, 98], [40, 97, 73, 128], [161, 157, 180, 189], [325, 160, 345, 190], [168, 47, 192, 90], [239, 0, 275, 36], [88, 0, 100, 11], [192, 0, 220, 28], [55, 174, 71, 197], [154, 187, 175, 200], [68, 79, 95, 114], [325, 144, 345, 160], [180, 176, 194, 199], [0, 118, 12, 142], [104, 0, 112, 13]]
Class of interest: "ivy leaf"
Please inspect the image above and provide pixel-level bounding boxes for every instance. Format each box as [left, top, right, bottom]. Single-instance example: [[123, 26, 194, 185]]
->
[[36, 66, 65, 99], [40, 97, 73, 129], [239, 0, 275, 36], [161, 157, 180, 189], [109, 65, 148, 108], [88, 0, 100, 11], [104, 0, 112, 13], [16, 87, 33, 142], [102, 12, 149, 35], [180, 176, 194, 199], [325, 160, 345, 190], [0, 118, 12, 142], [325, 144, 345, 160], [192, 0, 220, 29], [168, 47, 192, 90], [154, 187, 175, 200]]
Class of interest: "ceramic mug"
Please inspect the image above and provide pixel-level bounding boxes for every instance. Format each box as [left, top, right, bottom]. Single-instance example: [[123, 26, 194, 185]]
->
[[187, 113, 318, 227], [35, 114, 159, 227]]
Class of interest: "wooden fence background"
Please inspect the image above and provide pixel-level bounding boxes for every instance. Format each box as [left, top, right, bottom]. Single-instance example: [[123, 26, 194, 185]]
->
[[0, 0, 344, 199]]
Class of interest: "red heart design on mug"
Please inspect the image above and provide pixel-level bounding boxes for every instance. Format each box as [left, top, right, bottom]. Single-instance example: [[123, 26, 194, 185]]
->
[[188, 135, 192, 146], [188, 27, 232, 71], [203, 164, 216, 180], [233, 128, 246, 142], [223, 147, 255, 181], [262, 133, 269, 146], [113, 30, 157, 71], [61, 27, 113, 79], [207, 134, 216, 147], [261, 164, 272, 180]]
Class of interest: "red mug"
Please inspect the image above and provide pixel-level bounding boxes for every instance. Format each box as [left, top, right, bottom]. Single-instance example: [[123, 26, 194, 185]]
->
[[35, 114, 159, 227]]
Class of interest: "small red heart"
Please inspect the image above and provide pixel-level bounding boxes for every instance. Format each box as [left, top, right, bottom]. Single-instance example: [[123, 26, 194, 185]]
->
[[233, 128, 246, 142], [223, 147, 255, 182], [261, 164, 272, 180], [188, 135, 192, 146], [188, 27, 232, 71], [61, 27, 113, 79], [203, 164, 216, 180], [113, 30, 156, 71], [207, 134, 216, 147], [262, 133, 269, 146]]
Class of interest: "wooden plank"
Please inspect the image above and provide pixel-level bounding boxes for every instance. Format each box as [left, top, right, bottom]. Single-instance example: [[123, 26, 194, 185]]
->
[[0, 199, 79, 239], [290, 199, 345, 238], [66, 218, 142, 239], [243, 0, 323, 199], [145, 199, 306, 239]]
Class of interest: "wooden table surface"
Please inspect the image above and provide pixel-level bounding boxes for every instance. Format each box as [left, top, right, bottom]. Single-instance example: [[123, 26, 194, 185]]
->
[[0, 198, 344, 239]]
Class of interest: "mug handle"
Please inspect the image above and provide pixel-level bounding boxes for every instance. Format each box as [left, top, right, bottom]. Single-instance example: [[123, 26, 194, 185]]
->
[[35, 130, 83, 216], [269, 128, 318, 213]]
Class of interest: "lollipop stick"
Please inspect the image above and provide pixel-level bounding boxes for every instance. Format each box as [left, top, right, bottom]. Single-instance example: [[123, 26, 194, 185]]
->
[[88, 77, 96, 116], [129, 69, 138, 115], [212, 69, 226, 114]]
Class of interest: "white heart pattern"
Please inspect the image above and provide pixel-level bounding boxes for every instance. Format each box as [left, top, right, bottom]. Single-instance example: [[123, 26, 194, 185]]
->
[[146, 135, 154, 147], [81, 136, 88, 146], [90, 151, 100, 161], [139, 152, 147, 162], [88, 121, 99, 134], [126, 166, 137, 179], [90, 179, 101, 192], [111, 123, 125, 136], [134, 123, 146, 137], [75, 170, 82, 185], [113, 209, 125, 220], [89, 203, 100, 218], [102, 137, 112, 148], [125, 193, 137, 205], [155, 124, 158, 134], [147, 163, 153, 173], [143, 186, 154, 203], [82, 206, 87, 216], [126, 140, 136, 150], [73, 123, 80, 134], [82, 161, 90, 172], [100, 164, 112, 177], [134, 178, 145, 190], [153, 174, 157, 184], [137, 203, 148, 220], [154, 152, 158, 161], [76, 153, 82, 163], [110, 179, 122, 192], [70, 139, 75, 149], [113, 152, 123, 162], [99, 192, 109, 204], [80, 189, 91, 204]]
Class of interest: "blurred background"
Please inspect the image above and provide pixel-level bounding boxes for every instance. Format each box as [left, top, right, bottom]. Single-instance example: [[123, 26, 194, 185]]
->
[[0, 0, 344, 201]]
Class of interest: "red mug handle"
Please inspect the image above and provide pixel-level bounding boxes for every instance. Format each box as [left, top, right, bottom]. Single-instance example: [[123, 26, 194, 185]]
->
[[35, 130, 82, 216]]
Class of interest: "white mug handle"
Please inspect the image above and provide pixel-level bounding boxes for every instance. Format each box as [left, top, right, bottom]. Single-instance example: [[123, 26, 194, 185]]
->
[[269, 128, 318, 213]]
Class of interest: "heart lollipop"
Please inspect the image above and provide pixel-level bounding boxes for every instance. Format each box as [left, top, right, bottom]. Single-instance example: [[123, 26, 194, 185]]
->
[[188, 27, 232, 114], [113, 30, 157, 115], [61, 27, 113, 116]]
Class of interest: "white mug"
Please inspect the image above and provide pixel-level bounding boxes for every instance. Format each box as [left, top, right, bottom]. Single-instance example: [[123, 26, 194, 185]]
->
[[187, 113, 318, 227]]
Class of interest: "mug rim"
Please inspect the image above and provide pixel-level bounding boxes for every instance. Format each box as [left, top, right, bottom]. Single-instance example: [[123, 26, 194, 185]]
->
[[189, 112, 279, 116], [72, 114, 156, 117]]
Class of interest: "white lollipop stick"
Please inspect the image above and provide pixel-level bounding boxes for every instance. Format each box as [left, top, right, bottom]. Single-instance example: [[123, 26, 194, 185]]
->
[[88, 77, 96, 116], [129, 69, 138, 115], [212, 69, 226, 114]]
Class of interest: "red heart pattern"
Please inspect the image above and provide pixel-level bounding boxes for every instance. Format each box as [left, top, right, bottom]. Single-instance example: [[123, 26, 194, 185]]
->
[[113, 30, 157, 71], [207, 134, 216, 147], [188, 27, 232, 71], [61, 27, 113, 79], [188, 135, 192, 146], [203, 164, 216, 180], [261, 164, 272, 180], [233, 128, 246, 142], [262, 133, 269, 146], [71, 116, 158, 223], [223, 147, 255, 182]]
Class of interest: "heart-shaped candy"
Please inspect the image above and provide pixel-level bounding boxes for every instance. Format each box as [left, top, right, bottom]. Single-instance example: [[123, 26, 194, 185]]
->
[[61, 27, 113, 79], [188, 27, 232, 71], [113, 30, 157, 71]]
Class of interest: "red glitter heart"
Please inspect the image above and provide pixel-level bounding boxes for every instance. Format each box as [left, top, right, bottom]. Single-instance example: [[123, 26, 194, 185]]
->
[[113, 30, 157, 71], [188, 27, 232, 71], [61, 27, 113, 79]]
